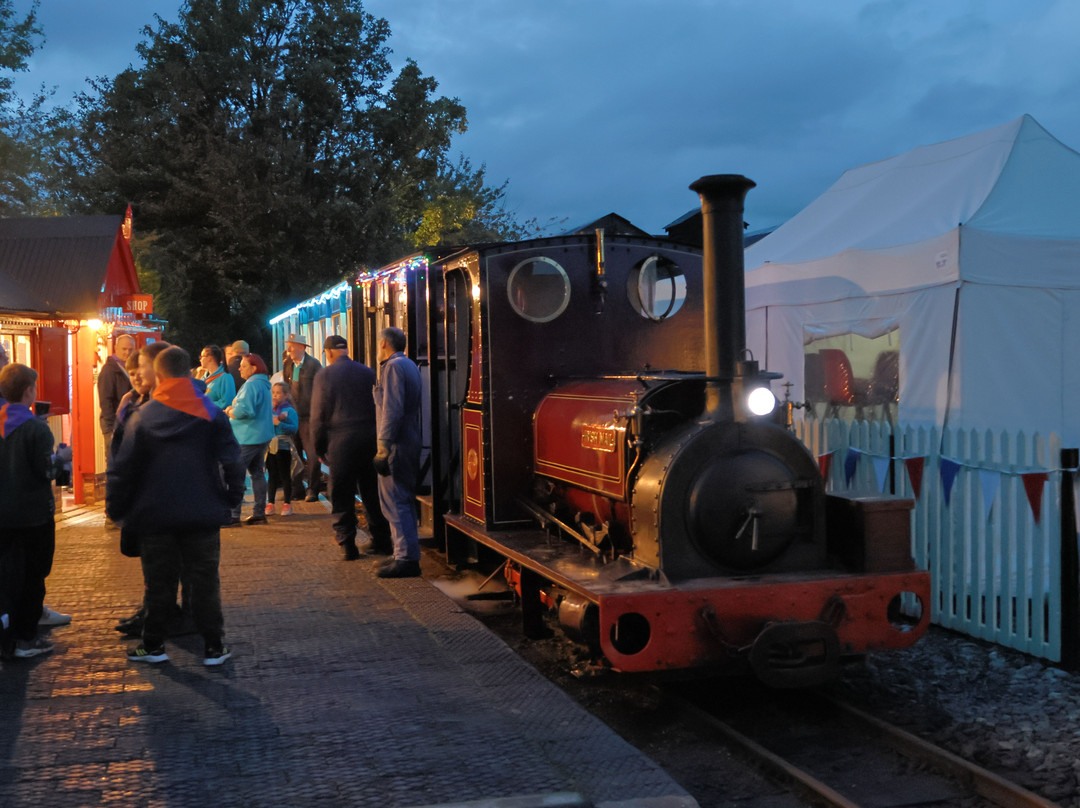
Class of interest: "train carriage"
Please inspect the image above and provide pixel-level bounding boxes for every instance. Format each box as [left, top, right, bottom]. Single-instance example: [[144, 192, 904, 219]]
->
[[273, 174, 932, 687]]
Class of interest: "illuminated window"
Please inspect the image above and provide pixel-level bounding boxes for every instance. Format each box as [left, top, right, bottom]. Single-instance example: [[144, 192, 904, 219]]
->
[[507, 257, 571, 323], [803, 327, 900, 422]]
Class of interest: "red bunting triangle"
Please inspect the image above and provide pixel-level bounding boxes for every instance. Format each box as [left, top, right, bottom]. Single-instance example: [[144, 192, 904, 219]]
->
[[818, 452, 833, 480], [1022, 472, 1048, 525], [905, 457, 925, 501]]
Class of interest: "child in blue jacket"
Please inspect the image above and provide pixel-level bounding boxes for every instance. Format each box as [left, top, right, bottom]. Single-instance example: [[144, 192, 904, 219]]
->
[[266, 382, 299, 516]]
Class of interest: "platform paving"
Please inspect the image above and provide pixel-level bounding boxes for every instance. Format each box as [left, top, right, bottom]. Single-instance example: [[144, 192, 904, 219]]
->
[[0, 497, 697, 808]]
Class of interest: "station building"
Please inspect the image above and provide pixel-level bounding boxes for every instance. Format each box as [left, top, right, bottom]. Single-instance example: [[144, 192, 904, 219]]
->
[[0, 209, 163, 505]]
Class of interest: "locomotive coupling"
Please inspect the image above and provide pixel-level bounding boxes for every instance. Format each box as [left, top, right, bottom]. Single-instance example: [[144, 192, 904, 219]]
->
[[747, 621, 841, 689]]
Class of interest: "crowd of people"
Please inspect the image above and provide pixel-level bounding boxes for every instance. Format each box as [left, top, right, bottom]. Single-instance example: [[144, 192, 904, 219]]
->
[[0, 326, 424, 665]]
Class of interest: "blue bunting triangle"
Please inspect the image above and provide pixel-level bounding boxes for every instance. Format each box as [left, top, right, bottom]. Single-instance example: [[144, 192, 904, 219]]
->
[[872, 456, 890, 492], [844, 448, 860, 486], [940, 458, 961, 506]]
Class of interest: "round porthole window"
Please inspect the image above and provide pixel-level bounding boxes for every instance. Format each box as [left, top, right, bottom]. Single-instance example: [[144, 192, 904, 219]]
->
[[628, 255, 686, 321], [507, 257, 571, 323]]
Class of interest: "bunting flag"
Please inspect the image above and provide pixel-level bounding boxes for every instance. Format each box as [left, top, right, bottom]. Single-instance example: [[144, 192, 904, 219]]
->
[[940, 457, 961, 506], [905, 456, 925, 501], [1022, 472, 1048, 525], [979, 470, 1000, 521], [844, 448, 860, 486], [818, 451, 833, 480], [872, 456, 891, 493]]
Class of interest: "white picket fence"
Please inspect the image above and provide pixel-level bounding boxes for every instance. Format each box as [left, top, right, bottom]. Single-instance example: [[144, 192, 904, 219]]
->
[[795, 419, 1066, 661]]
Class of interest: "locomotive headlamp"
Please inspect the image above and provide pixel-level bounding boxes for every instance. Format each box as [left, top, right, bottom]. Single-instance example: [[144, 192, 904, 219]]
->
[[747, 385, 778, 417]]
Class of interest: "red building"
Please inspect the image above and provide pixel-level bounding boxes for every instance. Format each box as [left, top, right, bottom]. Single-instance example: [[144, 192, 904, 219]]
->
[[0, 210, 163, 504]]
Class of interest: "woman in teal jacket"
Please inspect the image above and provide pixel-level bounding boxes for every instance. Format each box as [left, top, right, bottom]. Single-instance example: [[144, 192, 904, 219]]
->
[[224, 354, 274, 525], [199, 344, 236, 410]]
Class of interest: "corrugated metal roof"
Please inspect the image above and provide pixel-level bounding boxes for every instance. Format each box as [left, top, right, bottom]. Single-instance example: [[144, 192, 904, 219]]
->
[[0, 215, 122, 317]]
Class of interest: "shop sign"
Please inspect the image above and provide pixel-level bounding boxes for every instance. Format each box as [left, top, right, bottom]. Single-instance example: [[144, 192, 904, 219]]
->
[[121, 294, 153, 314]]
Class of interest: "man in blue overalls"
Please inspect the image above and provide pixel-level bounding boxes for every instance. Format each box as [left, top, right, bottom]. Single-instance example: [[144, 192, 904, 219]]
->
[[373, 327, 423, 578]]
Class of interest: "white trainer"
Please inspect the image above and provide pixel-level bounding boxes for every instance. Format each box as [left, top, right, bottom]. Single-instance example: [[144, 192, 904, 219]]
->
[[39, 606, 72, 627]]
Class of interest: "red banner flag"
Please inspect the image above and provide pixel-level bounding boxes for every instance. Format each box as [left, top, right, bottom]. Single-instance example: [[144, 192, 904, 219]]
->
[[1022, 472, 1048, 524], [818, 451, 833, 480], [905, 456, 925, 501]]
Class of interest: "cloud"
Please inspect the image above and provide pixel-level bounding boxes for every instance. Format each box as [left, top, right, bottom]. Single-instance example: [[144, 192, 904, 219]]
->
[[12, 0, 1080, 236]]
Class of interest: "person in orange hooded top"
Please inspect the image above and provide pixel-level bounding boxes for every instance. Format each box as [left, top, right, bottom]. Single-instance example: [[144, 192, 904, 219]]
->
[[106, 346, 244, 666]]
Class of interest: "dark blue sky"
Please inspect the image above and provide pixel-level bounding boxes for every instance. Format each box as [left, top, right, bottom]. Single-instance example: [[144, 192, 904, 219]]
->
[[11, 0, 1080, 235]]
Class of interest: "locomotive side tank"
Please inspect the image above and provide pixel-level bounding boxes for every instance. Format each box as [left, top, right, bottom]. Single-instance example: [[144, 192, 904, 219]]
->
[[433, 175, 930, 686]]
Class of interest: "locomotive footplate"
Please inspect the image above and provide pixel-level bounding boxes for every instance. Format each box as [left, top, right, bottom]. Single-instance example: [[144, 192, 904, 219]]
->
[[444, 513, 671, 601]]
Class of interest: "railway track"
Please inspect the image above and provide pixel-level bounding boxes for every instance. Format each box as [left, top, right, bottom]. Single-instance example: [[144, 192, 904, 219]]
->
[[672, 682, 1062, 808]]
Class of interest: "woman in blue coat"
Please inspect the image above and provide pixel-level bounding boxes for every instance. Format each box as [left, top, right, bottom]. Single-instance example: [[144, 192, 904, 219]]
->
[[224, 354, 274, 525]]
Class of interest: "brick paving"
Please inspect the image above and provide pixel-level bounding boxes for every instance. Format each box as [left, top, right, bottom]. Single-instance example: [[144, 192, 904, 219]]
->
[[0, 497, 696, 808]]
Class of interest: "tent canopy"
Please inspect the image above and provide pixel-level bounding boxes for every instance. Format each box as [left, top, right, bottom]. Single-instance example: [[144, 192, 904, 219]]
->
[[744, 115, 1080, 443]]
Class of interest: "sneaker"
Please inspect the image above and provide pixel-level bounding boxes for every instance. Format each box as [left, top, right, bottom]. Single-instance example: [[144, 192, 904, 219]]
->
[[39, 606, 72, 626], [264, 503, 275, 516], [377, 559, 422, 579], [204, 645, 232, 666], [127, 644, 168, 663], [115, 608, 145, 635], [14, 637, 55, 658], [281, 503, 293, 516]]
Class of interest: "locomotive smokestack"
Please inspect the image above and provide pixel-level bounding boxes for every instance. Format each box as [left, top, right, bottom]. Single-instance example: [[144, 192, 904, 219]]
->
[[689, 174, 756, 419]]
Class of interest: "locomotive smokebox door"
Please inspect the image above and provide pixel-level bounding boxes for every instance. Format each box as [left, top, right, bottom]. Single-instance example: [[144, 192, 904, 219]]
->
[[826, 493, 916, 573]]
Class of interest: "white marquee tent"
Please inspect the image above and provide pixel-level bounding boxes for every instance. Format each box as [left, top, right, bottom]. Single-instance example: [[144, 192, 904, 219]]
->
[[744, 114, 1080, 445]]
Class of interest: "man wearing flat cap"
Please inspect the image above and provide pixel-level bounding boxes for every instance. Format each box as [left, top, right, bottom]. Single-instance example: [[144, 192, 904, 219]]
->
[[309, 335, 390, 559], [282, 333, 322, 500]]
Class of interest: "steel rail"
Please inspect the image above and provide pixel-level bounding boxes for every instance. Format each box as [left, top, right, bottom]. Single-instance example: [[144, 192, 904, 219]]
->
[[672, 697, 861, 808], [673, 691, 1064, 808], [825, 697, 1062, 808]]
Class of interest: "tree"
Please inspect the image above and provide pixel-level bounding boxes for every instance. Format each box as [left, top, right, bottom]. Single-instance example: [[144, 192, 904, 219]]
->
[[61, 0, 518, 353], [0, 0, 54, 216], [405, 155, 525, 252]]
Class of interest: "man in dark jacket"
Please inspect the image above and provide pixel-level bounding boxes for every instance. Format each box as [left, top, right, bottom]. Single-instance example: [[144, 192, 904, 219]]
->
[[282, 333, 322, 500], [98, 333, 136, 455], [107, 346, 244, 666], [310, 335, 391, 560], [0, 363, 57, 659]]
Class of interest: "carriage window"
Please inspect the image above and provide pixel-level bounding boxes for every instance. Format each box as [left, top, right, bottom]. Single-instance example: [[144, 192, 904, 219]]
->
[[507, 257, 571, 323], [628, 256, 686, 321]]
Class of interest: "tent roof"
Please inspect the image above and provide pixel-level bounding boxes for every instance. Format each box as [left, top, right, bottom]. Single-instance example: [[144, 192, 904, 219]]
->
[[0, 215, 126, 317], [745, 115, 1080, 270]]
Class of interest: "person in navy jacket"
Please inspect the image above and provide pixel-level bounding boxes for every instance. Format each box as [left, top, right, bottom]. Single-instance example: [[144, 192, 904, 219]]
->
[[310, 335, 390, 560], [106, 346, 243, 665]]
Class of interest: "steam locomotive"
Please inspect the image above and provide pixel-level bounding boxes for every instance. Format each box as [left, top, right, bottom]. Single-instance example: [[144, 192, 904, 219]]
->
[[272, 174, 931, 686]]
